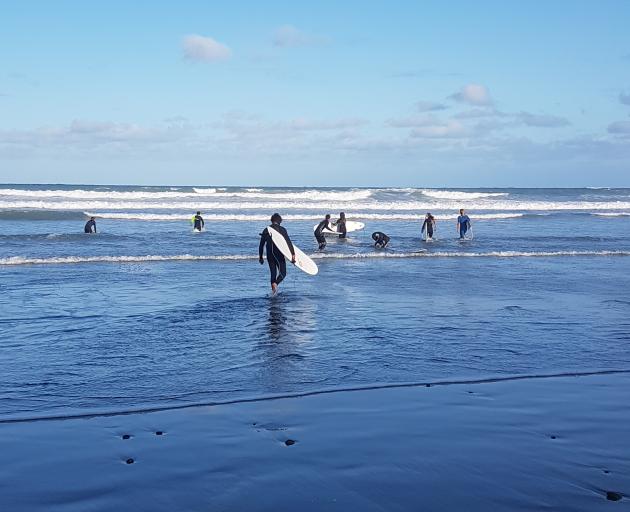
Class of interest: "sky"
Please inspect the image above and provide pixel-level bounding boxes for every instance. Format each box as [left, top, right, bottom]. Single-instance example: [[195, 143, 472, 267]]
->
[[0, 0, 629, 187]]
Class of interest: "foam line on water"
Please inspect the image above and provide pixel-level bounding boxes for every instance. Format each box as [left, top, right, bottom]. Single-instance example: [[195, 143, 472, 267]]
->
[[2, 250, 628, 266]]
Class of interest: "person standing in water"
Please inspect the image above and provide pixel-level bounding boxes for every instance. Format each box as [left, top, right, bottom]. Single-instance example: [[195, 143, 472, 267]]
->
[[333, 212, 347, 239], [372, 231, 390, 249], [456, 209, 471, 239], [314, 214, 331, 249], [421, 212, 436, 240], [191, 211, 204, 231], [84, 217, 97, 234], [259, 213, 296, 294]]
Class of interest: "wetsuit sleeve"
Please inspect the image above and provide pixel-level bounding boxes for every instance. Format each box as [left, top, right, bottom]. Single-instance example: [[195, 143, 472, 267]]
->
[[259, 229, 267, 259], [422, 220, 427, 230], [201, 217, 204, 228], [281, 227, 295, 256], [93, 222, 96, 233]]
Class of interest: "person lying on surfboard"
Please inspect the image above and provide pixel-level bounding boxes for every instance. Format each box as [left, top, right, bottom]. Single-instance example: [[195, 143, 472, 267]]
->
[[191, 211, 204, 231], [372, 231, 390, 249], [314, 214, 331, 250], [332, 212, 347, 239], [422, 213, 436, 240], [456, 209, 471, 239], [259, 213, 296, 294]]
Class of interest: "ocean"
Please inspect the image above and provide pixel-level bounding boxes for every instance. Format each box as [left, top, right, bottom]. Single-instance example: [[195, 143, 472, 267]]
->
[[1, 185, 629, 421]]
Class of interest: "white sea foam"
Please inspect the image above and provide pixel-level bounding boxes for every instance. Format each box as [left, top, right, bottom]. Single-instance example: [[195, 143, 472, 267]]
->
[[2, 250, 627, 266], [4, 199, 630, 212], [87, 212, 525, 221], [592, 212, 630, 217], [0, 188, 373, 202], [421, 189, 509, 200], [0, 254, 257, 266], [192, 188, 217, 194]]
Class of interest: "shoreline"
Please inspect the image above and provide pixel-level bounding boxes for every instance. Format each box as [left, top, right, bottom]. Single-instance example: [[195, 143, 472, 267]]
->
[[2, 368, 629, 425], [1, 372, 628, 511]]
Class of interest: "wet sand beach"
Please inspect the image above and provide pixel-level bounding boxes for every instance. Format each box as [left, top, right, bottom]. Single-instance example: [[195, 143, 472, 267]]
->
[[1, 372, 628, 511]]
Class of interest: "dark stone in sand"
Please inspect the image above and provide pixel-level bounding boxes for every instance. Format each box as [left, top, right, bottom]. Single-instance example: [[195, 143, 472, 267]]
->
[[126, 458, 134, 464], [285, 439, 296, 446], [155, 431, 163, 436], [425, 384, 431, 388], [603, 469, 610, 474], [122, 434, 131, 440], [606, 491, 622, 501], [550, 435, 557, 439]]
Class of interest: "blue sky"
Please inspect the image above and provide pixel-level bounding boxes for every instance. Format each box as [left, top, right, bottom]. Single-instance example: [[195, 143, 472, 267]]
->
[[1, 0, 629, 186]]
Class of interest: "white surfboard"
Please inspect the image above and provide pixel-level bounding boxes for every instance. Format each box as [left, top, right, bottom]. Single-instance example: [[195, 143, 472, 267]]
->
[[422, 222, 436, 242], [458, 226, 474, 241], [313, 220, 365, 236], [267, 227, 318, 276]]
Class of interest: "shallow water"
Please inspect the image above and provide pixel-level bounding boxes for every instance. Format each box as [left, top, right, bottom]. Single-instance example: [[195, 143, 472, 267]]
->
[[1, 186, 629, 419]]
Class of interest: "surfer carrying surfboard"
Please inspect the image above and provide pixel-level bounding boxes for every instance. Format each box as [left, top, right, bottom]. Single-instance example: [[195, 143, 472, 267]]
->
[[314, 214, 331, 249], [457, 209, 471, 239], [259, 213, 296, 294], [422, 213, 436, 241], [191, 211, 204, 232]]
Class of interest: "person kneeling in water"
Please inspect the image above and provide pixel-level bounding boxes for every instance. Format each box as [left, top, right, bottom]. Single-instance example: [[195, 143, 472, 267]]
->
[[372, 231, 390, 248], [259, 213, 296, 294]]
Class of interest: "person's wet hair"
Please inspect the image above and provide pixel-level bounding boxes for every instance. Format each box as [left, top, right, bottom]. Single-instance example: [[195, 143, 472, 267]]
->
[[271, 213, 282, 223]]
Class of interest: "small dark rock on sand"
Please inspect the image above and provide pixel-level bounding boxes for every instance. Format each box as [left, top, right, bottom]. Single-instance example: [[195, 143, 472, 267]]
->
[[285, 439, 296, 446], [606, 491, 622, 501], [122, 434, 131, 440], [126, 458, 134, 465], [155, 431, 164, 436]]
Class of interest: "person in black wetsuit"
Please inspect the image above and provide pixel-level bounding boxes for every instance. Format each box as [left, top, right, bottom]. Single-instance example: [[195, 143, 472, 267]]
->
[[333, 212, 347, 239], [314, 214, 331, 249], [421, 212, 436, 240], [259, 213, 296, 294], [372, 231, 390, 248], [191, 211, 204, 231], [84, 217, 97, 234]]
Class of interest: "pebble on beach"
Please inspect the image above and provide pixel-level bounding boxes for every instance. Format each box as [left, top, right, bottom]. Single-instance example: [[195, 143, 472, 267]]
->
[[125, 458, 134, 465], [285, 439, 296, 446], [122, 434, 131, 440], [155, 431, 164, 436]]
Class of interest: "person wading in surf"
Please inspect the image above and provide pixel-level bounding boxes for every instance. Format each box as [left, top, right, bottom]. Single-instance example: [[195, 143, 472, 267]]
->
[[314, 214, 331, 249], [333, 212, 347, 239], [456, 209, 471, 239], [422, 212, 436, 240], [259, 213, 296, 294], [84, 217, 97, 234], [191, 211, 204, 231]]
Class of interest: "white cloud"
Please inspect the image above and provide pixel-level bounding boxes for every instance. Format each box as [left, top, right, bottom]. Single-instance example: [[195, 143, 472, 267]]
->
[[409, 120, 467, 139], [182, 34, 232, 62], [416, 101, 448, 112], [449, 84, 492, 106], [518, 112, 570, 127], [272, 25, 326, 47]]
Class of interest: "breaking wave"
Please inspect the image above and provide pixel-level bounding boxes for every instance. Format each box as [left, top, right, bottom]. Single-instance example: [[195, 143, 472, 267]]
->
[[421, 189, 509, 200]]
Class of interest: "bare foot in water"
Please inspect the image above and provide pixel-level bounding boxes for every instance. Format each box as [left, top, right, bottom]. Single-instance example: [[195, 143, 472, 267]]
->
[[271, 282, 278, 295]]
